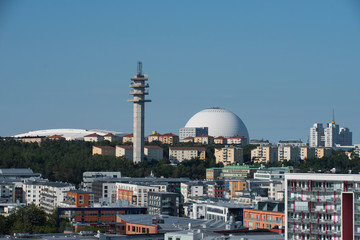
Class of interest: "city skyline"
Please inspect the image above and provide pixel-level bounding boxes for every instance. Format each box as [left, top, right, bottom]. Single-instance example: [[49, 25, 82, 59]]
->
[[1, 1, 359, 143]]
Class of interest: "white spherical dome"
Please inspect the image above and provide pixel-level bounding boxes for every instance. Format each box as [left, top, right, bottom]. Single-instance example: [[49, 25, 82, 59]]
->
[[185, 107, 249, 139]]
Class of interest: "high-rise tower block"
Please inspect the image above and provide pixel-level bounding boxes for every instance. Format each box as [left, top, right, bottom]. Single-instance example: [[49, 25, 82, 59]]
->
[[127, 62, 151, 163]]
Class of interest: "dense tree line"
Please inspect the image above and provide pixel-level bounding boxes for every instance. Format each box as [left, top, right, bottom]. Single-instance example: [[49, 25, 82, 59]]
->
[[2, 139, 358, 186], [265, 150, 360, 173], [0, 139, 222, 185], [0, 204, 68, 235]]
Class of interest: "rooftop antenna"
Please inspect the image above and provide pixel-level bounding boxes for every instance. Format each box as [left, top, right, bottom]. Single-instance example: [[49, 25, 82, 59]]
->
[[332, 108, 335, 124], [137, 61, 143, 77]]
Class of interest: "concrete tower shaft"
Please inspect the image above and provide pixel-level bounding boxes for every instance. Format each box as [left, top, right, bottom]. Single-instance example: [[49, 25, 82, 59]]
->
[[127, 62, 151, 163]]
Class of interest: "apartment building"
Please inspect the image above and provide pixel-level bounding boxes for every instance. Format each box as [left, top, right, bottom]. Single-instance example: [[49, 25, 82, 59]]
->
[[22, 181, 44, 206], [103, 133, 120, 142], [180, 182, 205, 203], [116, 145, 134, 160], [179, 127, 208, 142], [62, 190, 94, 207], [116, 183, 158, 207], [285, 173, 360, 240], [122, 134, 133, 143], [300, 146, 316, 160], [169, 147, 206, 163], [214, 146, 243, 166], [83, 133, 104, 142], [144, 146, 163, 161], [206, 181, 225, 198], [194, 134, 214, 144], [147, 191, 180, 216], [92, 145, 116, 156], [227, 136, 247, 146], [243, 202, 284, 230], [278, 146, 300, 163], [251, 145, 278, 163], [214, 136, 227, 145], [40, 182, 75, 213], [315, 147, 332, 158], [182, 136, 194, 143]]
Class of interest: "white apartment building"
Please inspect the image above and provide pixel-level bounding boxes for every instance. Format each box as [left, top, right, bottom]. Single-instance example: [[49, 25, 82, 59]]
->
[[23, 182, 43, 206], [81, 171, 121, 192], [101, 182, 118, 203], [180, 182, 204, 203], [116, 183, 158, 207], [310, 123, 325, 147], [325, 122, 339, 148], [251, 145, 278, 163], [40, 182, 75, 213], [254, 169, 287, 181], [285, 173, 360, 240]]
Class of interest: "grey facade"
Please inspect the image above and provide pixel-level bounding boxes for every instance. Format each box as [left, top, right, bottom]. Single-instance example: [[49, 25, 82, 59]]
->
[[179, 127, 208, 142], [148, 191, 180, 216]]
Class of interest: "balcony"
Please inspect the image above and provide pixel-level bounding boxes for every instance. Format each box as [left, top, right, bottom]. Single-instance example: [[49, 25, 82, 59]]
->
[[130, 83, 149, 88]]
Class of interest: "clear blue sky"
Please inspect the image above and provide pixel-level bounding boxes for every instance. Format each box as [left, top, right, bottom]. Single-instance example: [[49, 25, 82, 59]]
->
[[1, 0, 359, 143]]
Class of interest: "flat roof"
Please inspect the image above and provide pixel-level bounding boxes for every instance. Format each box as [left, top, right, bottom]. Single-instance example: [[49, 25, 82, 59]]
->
[[285, 173, 360, 181]]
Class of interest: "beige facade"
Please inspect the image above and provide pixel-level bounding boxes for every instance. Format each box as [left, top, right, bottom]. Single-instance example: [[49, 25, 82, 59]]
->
[[147, 133, 179, 145], [315, 147, 332, 158], [144, 146, 163, 161], [92, 146, 116, 156], [214, 147, 243, 166], [84, 133, 104, 142], [278, 146, 300, 162], [103, 133, 119, 142], [169, 147, 206, 163], [147, 133, 162, 143], [300, 146, 316, 160], [227, 136, 246, 145], [116, 145, 133, 160], [115, 145, 163, 162], [214, 136, 227, 145], [251, 145, 278, 163], [122, 134, 133, 143], [19, 137, 44, 144], [182, 137, 194, 143], [160, 133, 179, 145], [194, 134, 214, 144]]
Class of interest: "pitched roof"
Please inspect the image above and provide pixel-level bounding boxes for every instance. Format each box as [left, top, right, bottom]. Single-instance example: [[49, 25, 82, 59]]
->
[[123, 133, 134, 138], [228, 135, 245, 139], [183, 136, 194, 140], [144, 145, 163, 149], [215, 136, 225, 139], [148, 133, 162, 137], [93, 145, 115, 150], [84, 133, 102, 137], [170, 147, 205, 151], [116, 145, 133, 149], [104, 133, 117, 137], [162, 133, 178, 137], [195, 134, 213, 138]]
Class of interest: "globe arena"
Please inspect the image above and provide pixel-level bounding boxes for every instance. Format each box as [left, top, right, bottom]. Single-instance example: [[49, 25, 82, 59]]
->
[[184, 107, 249, 140]]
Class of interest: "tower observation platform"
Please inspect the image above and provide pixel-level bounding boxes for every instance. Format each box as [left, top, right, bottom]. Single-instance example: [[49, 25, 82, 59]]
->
[[127, 62, 151, 163]]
